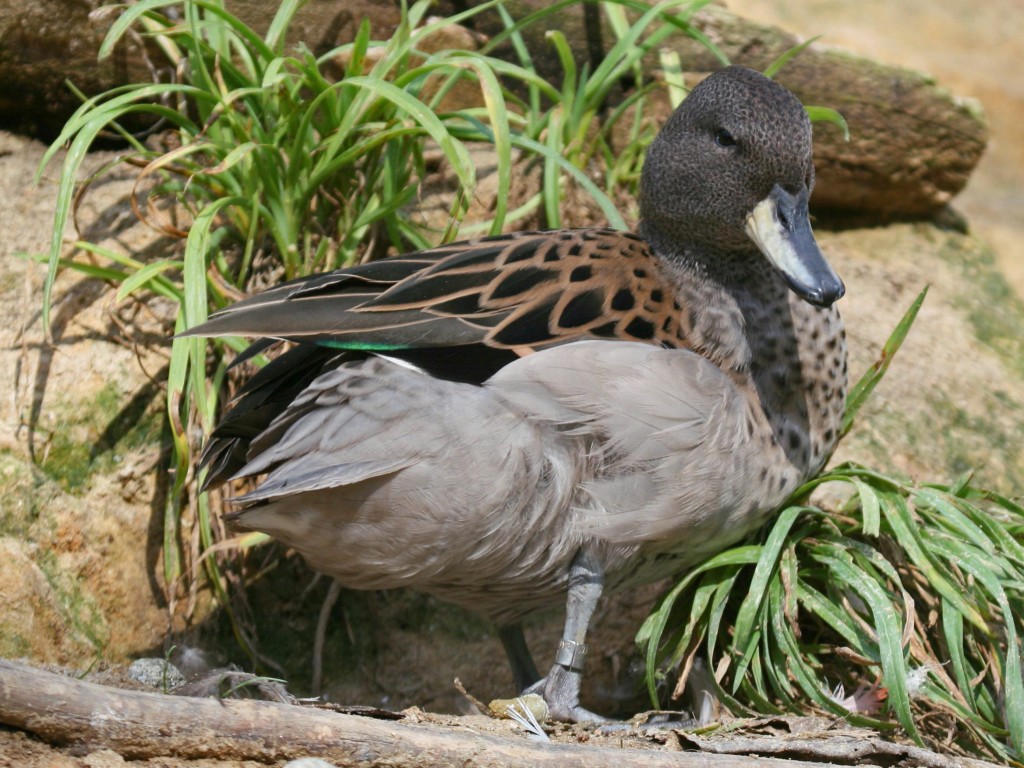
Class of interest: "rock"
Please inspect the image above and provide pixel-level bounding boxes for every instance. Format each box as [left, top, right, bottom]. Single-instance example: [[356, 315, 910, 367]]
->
[[0, 0, 407, 139], [0, 0, 153, 139], [0, 130, 184, 669], [0, 535, 99, 662], [827, 222, 1024, 494], [488, 693, 549, 723], [0, 450, 176, 666], [127, 657, 185, 690], [80, 749, 127, 767]]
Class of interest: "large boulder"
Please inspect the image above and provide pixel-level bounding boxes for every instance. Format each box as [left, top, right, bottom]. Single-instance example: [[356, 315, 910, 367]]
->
[[0, 0, 409, 138], [0, 131, 177, 666], [830, 223, 1024, 492]]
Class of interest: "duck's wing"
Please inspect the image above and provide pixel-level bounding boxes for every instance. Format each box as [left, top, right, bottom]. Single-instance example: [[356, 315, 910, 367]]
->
[[197, 344, 350, 486], [195, 228, 690, 488], [186, 228, 685, 354]]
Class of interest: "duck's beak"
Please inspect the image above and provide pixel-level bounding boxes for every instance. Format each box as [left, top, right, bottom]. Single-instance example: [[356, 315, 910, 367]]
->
[[745, 184, 845, 307]]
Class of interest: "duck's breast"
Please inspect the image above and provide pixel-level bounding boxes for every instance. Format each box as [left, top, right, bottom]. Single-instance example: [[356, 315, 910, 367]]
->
[[488, 342, 789, 570]]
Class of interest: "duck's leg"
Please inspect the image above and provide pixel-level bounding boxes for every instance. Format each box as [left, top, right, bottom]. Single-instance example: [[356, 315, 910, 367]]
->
[[497, 623, 540, 691], [526, 549, 607, 723]]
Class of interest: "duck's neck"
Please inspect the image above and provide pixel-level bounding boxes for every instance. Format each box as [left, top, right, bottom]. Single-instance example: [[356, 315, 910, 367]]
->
[[649, 237, 848, 477], [641, 231, 772, 373]]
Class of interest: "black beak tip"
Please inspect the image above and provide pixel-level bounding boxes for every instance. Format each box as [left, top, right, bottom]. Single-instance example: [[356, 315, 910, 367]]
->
[[806, 278, 846, 308], [788, 273, 845, 308]]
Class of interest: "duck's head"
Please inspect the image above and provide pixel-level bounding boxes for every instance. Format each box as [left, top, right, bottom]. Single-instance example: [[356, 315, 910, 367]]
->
[[640, 65, 844, 308]]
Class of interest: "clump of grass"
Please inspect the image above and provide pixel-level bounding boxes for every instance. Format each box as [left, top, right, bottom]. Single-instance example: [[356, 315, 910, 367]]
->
[[39, 0, 730, 329], [640, 289, 1024, 764]]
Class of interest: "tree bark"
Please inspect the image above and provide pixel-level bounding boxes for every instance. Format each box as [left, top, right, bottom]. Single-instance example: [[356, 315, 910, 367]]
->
[[0, 659, 869, 767]]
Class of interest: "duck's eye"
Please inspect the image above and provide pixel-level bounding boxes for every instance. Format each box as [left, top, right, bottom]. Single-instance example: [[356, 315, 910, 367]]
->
[[715, 128, 736, 148]]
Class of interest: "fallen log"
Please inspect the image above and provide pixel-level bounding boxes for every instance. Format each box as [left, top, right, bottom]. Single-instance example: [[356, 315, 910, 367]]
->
[[0, 659, 1004, 768], [0, 659, 821, 767]]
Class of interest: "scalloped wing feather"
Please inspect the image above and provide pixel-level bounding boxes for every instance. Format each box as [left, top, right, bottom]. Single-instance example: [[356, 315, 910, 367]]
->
[[185, 228, 689, 354]]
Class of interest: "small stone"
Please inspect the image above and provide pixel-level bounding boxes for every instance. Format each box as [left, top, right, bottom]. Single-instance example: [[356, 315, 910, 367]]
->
[[488, 693, 549, 723], [127, 658, 185, 690], [82, 748, 126, 767]]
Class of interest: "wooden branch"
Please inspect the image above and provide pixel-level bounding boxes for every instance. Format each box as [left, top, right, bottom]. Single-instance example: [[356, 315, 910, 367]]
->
[[676, 724, 1003, 768], [0, 660, 1003, 767], [0, 659, 828, 767]]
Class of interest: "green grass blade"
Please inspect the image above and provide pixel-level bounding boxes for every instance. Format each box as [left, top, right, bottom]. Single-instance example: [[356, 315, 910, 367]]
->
[[42, 131, 97, 335], [543, 106, 565, 229], [72, 242, 183, 300], [39, 93, 200, 333], [164, 317, 190, 587], [806, 106, 850, 141], [940, 600, 979, 713], [797, 580, 877, 654], [345, 75, 475, 197], [842, 286, 928, 436], [116, 259, 183, 301], [811, 548, 920, 743], [947, 551, 1024, 755], [510, 133, 627, 230], [731, 505, 806, 676], [30, 255, 126, 284], [881, 493, 988, 629], [853, 478, 882, 536], [763, 37, 820, 78], [659, 48, 687, 108], [97, 0, 179, 59], [916, 487, 1009, 556], [264, 0, 303, 52], [440, 52, 512, 234], [639, 546, 762, 703]]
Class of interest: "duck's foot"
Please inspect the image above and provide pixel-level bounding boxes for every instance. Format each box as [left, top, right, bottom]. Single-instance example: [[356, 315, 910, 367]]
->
[[524, 655, 608, 724], [524, 550, 610, 724], [499, 549, 609, 724]]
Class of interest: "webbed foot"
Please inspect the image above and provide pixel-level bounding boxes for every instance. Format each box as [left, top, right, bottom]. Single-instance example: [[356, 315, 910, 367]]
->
[[524, 643, 608, 724]]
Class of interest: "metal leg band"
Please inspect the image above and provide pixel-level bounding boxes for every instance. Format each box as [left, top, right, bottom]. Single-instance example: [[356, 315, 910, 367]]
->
[[554, 639, 588, 671]]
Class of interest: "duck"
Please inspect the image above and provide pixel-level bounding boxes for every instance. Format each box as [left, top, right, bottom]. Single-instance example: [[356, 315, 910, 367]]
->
[[185, 65, 848, 723]]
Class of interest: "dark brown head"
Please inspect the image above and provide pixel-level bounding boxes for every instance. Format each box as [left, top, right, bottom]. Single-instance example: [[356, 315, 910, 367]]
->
[[640, 66, 843, 307]]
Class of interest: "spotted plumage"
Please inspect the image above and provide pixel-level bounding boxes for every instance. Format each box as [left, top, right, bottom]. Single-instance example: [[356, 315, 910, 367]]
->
[[186, 65, 848, 722], [197, 229, 685, 358]]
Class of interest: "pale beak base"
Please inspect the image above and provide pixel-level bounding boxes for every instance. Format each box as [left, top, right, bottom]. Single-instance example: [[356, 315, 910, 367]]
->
[[745, 184, 845, 308]]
